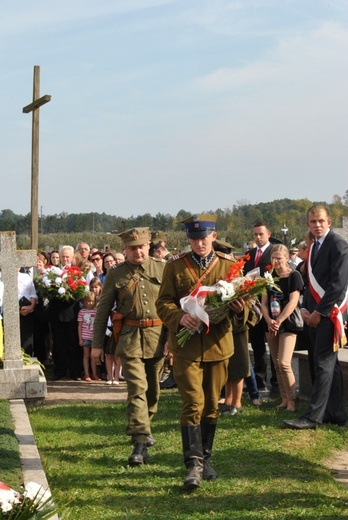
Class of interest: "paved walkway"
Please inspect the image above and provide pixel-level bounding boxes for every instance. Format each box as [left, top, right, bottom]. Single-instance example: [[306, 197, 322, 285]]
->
[[45, 378, 128, 405]]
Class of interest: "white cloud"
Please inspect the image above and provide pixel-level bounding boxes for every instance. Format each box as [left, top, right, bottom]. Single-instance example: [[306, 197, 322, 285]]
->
[[193, 21, 348, 92]]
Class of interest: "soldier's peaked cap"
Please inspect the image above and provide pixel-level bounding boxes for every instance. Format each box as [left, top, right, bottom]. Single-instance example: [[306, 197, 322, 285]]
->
[[151, 231, 167, 242], [118, 227, 151, 246], [181, 214, 217, 239], [213, 239, 234, 254]]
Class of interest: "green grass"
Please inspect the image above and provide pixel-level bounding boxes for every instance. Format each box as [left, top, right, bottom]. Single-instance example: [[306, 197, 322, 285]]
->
[[0, 400, 22, 489], [26, 391, 348, 519], [2, 392, 348, 518]]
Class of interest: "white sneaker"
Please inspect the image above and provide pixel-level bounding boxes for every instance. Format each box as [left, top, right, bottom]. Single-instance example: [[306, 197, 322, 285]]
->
[[106, 380, 113, 385], [113, 380, 120, 385]]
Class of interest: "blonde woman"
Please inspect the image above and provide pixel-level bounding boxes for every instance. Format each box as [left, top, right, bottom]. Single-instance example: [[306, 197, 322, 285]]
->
[[261, 244, 303, 412]]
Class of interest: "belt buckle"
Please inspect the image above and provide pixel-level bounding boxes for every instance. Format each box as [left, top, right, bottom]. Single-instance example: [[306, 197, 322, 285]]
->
[[140, 319, 148, 328]]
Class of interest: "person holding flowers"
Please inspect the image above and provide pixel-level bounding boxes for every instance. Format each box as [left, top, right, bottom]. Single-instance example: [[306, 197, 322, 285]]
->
[[261, 244, 303, 412], [213, 240, 262, 415], [156, 214, 244, 489], [36, 245, 88, 380]]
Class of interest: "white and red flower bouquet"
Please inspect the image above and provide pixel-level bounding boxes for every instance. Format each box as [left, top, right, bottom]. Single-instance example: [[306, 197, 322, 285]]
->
[[0, 481, 58, 519], [177, 255, 279, 347], [36, 265, 89, 302]]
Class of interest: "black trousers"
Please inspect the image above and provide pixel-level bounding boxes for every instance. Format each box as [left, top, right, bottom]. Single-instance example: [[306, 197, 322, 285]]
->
[[20, 313, 34, 355], [50, 320, 82, 379], [249, 319, 277, 388], [303, 317, 346, 424]]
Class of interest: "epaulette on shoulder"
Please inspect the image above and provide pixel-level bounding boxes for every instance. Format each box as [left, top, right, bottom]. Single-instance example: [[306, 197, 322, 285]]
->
[[150, 257, 166, 263], [216, 251, 234, 261], [167, 252, 186, 263]]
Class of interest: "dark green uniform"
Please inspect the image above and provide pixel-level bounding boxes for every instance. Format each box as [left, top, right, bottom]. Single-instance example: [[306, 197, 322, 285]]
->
[[156, 251, 234, 425], [93, 257, 165, 442]]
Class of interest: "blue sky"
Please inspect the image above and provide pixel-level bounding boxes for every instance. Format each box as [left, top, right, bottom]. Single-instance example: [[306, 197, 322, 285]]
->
[[1, 0, 347, 218]]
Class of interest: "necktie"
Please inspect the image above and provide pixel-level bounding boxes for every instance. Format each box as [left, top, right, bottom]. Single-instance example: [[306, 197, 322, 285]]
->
[[254, 248, 262, 267], [312, 241, 320, 261]]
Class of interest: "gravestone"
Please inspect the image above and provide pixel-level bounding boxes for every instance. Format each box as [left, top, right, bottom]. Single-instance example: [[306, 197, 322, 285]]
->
[[0, 231, 47, 399]]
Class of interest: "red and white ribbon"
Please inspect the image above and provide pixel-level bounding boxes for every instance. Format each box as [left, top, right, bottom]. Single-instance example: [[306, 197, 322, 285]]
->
[[308, 243, 348, 351]]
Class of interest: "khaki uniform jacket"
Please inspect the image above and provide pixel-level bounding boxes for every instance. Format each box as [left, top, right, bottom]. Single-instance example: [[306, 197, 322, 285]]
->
[[156, 251, 235, 362], [93, 258, 165, 358]]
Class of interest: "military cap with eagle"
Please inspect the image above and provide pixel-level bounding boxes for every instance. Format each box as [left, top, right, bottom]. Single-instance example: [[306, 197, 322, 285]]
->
[[118, 227, 151, 246], [181, 214, 217, 239]]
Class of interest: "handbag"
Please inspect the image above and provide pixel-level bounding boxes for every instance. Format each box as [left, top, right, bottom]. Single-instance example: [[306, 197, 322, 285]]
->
[[283, 272, 304, 333], [284, 305, 304, 333]]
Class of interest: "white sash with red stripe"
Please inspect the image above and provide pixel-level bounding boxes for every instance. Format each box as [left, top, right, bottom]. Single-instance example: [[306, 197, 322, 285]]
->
[[308, 243, 348, 351]]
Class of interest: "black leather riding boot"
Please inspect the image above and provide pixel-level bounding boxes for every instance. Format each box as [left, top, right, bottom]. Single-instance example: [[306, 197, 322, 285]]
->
[[201, 422, 218, 480], [128, 442, 149, 466], [181, 425, 203, 489]]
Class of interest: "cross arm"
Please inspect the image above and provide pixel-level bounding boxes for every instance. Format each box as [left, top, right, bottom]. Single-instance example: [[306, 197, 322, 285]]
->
[[22, 94, 51, 114]]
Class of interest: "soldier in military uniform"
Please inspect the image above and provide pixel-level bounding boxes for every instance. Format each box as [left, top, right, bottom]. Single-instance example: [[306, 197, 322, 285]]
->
[[92, 227, 165, 466], [150, 231, 172, 261], [156, 215, 243, 489]]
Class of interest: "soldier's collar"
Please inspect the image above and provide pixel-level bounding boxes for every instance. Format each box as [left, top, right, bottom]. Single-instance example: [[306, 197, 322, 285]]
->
[[191, 250, 215, 269]]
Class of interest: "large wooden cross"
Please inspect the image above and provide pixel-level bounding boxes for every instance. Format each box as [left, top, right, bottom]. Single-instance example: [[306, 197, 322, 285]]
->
[[22, 65, 51, 250]]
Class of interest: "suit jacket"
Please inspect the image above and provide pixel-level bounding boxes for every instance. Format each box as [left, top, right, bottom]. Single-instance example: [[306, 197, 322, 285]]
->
[[244, 244, 272, 276], [303, 230, 348, 317]]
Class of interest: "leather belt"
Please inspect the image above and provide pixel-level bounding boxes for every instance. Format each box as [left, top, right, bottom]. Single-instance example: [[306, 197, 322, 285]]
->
[[123, 318, 163, 328]]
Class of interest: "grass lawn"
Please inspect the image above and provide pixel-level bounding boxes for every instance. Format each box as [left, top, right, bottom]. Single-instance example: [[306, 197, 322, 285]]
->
[[0, 400, 22, 490], [26, 390, 348, 520]]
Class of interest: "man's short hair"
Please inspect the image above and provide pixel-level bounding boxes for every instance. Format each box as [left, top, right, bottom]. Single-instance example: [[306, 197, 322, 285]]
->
[[306, 204, 331, 220], [253, 221, 270, 231]]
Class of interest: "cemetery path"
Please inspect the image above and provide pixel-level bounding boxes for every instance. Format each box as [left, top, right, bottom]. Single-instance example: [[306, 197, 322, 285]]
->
[[45, 378, 128, 405]]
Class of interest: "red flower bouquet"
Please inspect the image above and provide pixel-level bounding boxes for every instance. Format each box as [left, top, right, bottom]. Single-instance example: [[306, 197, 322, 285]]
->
[[36, 265, 89, 302], [177, 256, 280, 347]]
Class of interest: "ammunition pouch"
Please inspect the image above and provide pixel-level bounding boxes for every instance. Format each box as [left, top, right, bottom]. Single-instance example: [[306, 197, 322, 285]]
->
[[111, 311, 124, 345]]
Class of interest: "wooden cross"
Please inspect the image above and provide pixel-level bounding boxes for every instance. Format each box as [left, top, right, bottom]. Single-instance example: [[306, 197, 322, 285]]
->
[[0, 231, 37, 368], [22, 65, 51, 250]]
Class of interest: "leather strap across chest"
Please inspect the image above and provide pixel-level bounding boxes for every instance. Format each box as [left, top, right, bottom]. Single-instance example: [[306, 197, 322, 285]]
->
[[183, 255, 219, 291]]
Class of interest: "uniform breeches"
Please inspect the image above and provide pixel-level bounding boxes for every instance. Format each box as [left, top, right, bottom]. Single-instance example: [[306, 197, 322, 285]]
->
[[173, 357, 229, 426], [121, 356, 164, 441]]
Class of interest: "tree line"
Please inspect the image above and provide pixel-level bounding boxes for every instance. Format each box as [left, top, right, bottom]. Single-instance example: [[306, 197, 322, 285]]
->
[[2, 195, 348, 252]]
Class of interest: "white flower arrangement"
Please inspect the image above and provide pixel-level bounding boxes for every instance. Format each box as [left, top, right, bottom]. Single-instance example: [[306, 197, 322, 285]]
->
[[0, 481, 59, 519], [177, 257, 280, 347]]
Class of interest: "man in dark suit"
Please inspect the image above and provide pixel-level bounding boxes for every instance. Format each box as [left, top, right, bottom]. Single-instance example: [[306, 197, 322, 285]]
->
[[284, 205, 348, 429], [244, 222, 275, 391]]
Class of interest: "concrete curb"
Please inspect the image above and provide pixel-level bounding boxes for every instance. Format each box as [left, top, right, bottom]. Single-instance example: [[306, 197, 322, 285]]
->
[[10, 399, 59, 520]]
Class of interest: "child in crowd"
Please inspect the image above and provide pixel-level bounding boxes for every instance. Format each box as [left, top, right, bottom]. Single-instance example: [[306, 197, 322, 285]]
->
[[104, 329, 122, 385], [89, 277, 103, 303], [78, 292, 100, 381]]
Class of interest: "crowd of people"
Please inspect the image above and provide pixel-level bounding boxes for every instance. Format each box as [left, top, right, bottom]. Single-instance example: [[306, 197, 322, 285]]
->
[[16, 243, 126, 383], [9, 204, 348, 489]]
